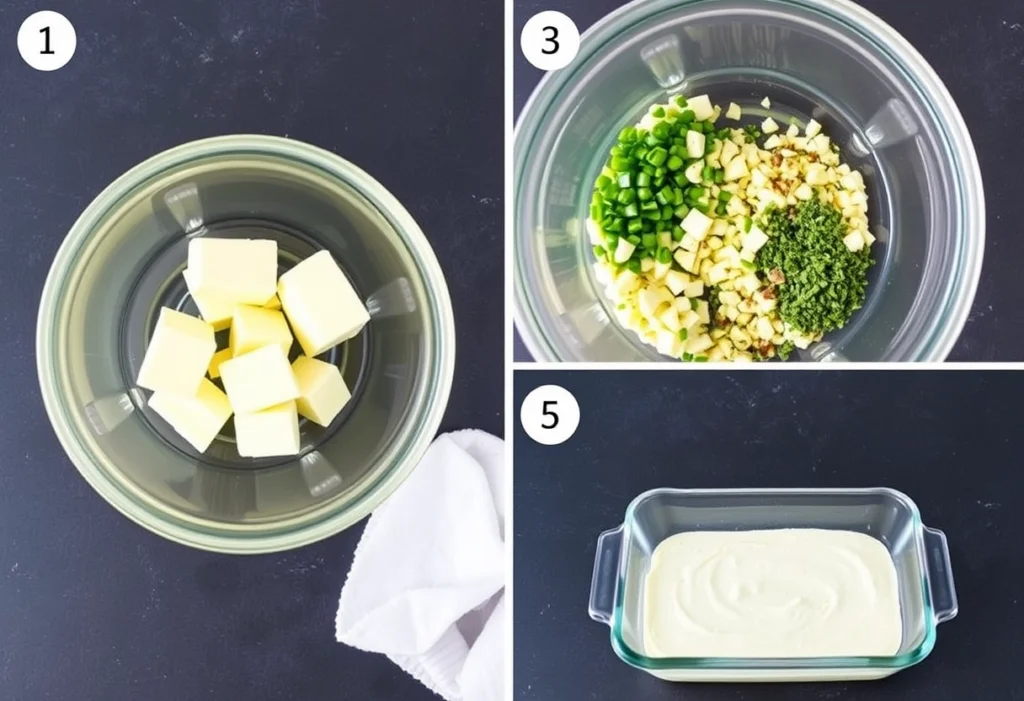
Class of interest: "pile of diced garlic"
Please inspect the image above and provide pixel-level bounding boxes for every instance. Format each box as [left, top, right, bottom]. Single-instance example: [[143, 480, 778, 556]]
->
[[589, 96, 874, 362]]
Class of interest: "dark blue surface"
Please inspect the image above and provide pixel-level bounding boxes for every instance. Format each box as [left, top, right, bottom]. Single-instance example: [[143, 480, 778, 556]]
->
[[514, 370, 1024, 700], [513, 0, 1024, 361], [0, 1, 501, 699]]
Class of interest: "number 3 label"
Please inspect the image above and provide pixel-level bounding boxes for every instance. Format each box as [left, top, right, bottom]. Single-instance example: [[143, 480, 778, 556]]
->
[[18, 11, 76, 72], [521, 385, 580, 445], [521, 11, 580, 72]]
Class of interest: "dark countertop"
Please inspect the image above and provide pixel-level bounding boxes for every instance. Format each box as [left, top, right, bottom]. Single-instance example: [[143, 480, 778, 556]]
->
[[513, 0, 1024, 361], [0, 1, 501, 699], [513, 370, 1023, 700]]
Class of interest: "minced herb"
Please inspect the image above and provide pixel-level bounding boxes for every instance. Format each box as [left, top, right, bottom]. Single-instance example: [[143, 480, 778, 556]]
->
[[707, 285, 722, 324], [757, 197, 872, 336]]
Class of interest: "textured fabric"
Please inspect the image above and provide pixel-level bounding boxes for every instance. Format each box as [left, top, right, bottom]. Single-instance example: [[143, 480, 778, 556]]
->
[[336, 431, 505, 701]]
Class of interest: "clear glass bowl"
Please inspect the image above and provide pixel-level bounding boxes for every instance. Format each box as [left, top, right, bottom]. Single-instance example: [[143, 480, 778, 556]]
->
[[514, 0, 984, 362], [589, 487, 958, 682], [37, 135, 455, 553]]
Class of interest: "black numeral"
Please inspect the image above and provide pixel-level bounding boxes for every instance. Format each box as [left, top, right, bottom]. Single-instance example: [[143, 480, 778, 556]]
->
[[40, 26, 55, 55], [541, 401, 559, 429], [541, 26, 559, 55]]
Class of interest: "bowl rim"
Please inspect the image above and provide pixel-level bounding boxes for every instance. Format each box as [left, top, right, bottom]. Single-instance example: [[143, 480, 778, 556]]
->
[[36, 134, 456, 554], [514, 0, 985, 363]]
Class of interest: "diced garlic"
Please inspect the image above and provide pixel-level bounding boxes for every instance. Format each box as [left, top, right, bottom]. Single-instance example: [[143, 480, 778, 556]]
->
[[840, 171, 865, 190], [611, 270, 640, 297], [805, 164, 829, 186], [687, 333, 715, 354], [678, 309, 700, 329], [657, 330, 685, 357], [744, 144, 761, 168], [614, 237, 636, 263], [638, 286, 673, 318], [741, 226, 769, 252], [674, 249, 698, 273], [688, 94, 715, 120], [729, 326, 753, 350], [794, 183, 814, 200], [664, 269, 690, 296], [684, 159, 704, 184], [719, 139, 740, 166], [686, 130, 706, 159], [657, 306, 682, 332], [707, 263, 731, 285], [678, 233, 700, 252], [843, 230, 865, 252], [723, 157, 750, 182], [719, 290, 742, 306], [681, 208, 714, 241], [695, 300, 711, 325]]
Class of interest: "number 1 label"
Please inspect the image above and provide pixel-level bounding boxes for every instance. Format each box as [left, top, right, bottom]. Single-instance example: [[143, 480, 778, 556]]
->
[[18, 11, 76, 71]]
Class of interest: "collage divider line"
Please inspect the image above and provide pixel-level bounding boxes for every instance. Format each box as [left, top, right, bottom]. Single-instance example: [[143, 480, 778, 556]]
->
[[503, 1, 515, 700]]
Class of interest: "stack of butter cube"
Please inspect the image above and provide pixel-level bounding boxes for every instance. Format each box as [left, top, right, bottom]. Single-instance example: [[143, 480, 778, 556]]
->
[[136, 238, 369, 458]]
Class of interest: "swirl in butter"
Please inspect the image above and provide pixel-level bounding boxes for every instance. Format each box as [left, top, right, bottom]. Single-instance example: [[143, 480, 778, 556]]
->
[[642, 529, 901, 658]]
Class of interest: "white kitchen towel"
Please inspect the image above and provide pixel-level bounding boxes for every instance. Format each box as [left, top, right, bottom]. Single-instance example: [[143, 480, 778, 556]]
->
[[336, 430, 505, 701]]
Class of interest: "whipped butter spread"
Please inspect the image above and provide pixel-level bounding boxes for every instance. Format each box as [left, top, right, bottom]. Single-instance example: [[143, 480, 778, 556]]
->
[[643, 529, 902, 658]]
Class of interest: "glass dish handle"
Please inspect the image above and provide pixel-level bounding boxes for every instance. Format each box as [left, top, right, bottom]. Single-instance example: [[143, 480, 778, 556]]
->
[[589, 526, 623, 625], [923, 526, 959, 624]]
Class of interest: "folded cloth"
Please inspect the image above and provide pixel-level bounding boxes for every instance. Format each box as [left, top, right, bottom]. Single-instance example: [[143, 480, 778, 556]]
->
[[336, 430, 505, 701]]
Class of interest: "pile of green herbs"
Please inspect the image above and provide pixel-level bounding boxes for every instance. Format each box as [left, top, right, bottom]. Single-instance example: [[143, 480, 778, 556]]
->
[[756, 197, 873, 337]]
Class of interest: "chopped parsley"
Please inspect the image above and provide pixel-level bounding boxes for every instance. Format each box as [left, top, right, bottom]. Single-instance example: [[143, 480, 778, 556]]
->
[[757, 197, 873, 336]]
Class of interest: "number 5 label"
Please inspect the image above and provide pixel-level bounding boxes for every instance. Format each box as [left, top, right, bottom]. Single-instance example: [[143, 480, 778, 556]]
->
[[520, 11, 580, 72], [18, 11, 76, 72], [520, 384, 580, 445]]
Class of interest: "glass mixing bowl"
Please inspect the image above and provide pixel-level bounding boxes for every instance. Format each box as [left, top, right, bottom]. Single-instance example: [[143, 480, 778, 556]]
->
[[515, 0, 985, 362], [37, 135, 455, 553]]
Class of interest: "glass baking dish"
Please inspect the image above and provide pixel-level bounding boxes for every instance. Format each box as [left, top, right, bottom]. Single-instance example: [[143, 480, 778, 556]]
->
[[588, 488, 957, 682]]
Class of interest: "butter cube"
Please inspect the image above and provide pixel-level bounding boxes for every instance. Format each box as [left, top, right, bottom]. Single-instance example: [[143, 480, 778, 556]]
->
[[219, 344, 299, 413], [148, 378, 232, 452], [137, 307, 216, 396], [235, 401, 300, 458], [229, 305, 293, 358], [292, 356, 352, 426], [208, 348, 232, 379], [263, 295, 282, 311], [182, 268, 234, 331], [278, 251, 369, 357], [187, 238, 278, 306]]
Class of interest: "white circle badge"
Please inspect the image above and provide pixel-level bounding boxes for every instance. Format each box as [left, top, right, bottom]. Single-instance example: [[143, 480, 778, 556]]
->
[[520, 384, 581, 446], [18, 11, 76, 72], [521, 11, 580, 72]]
